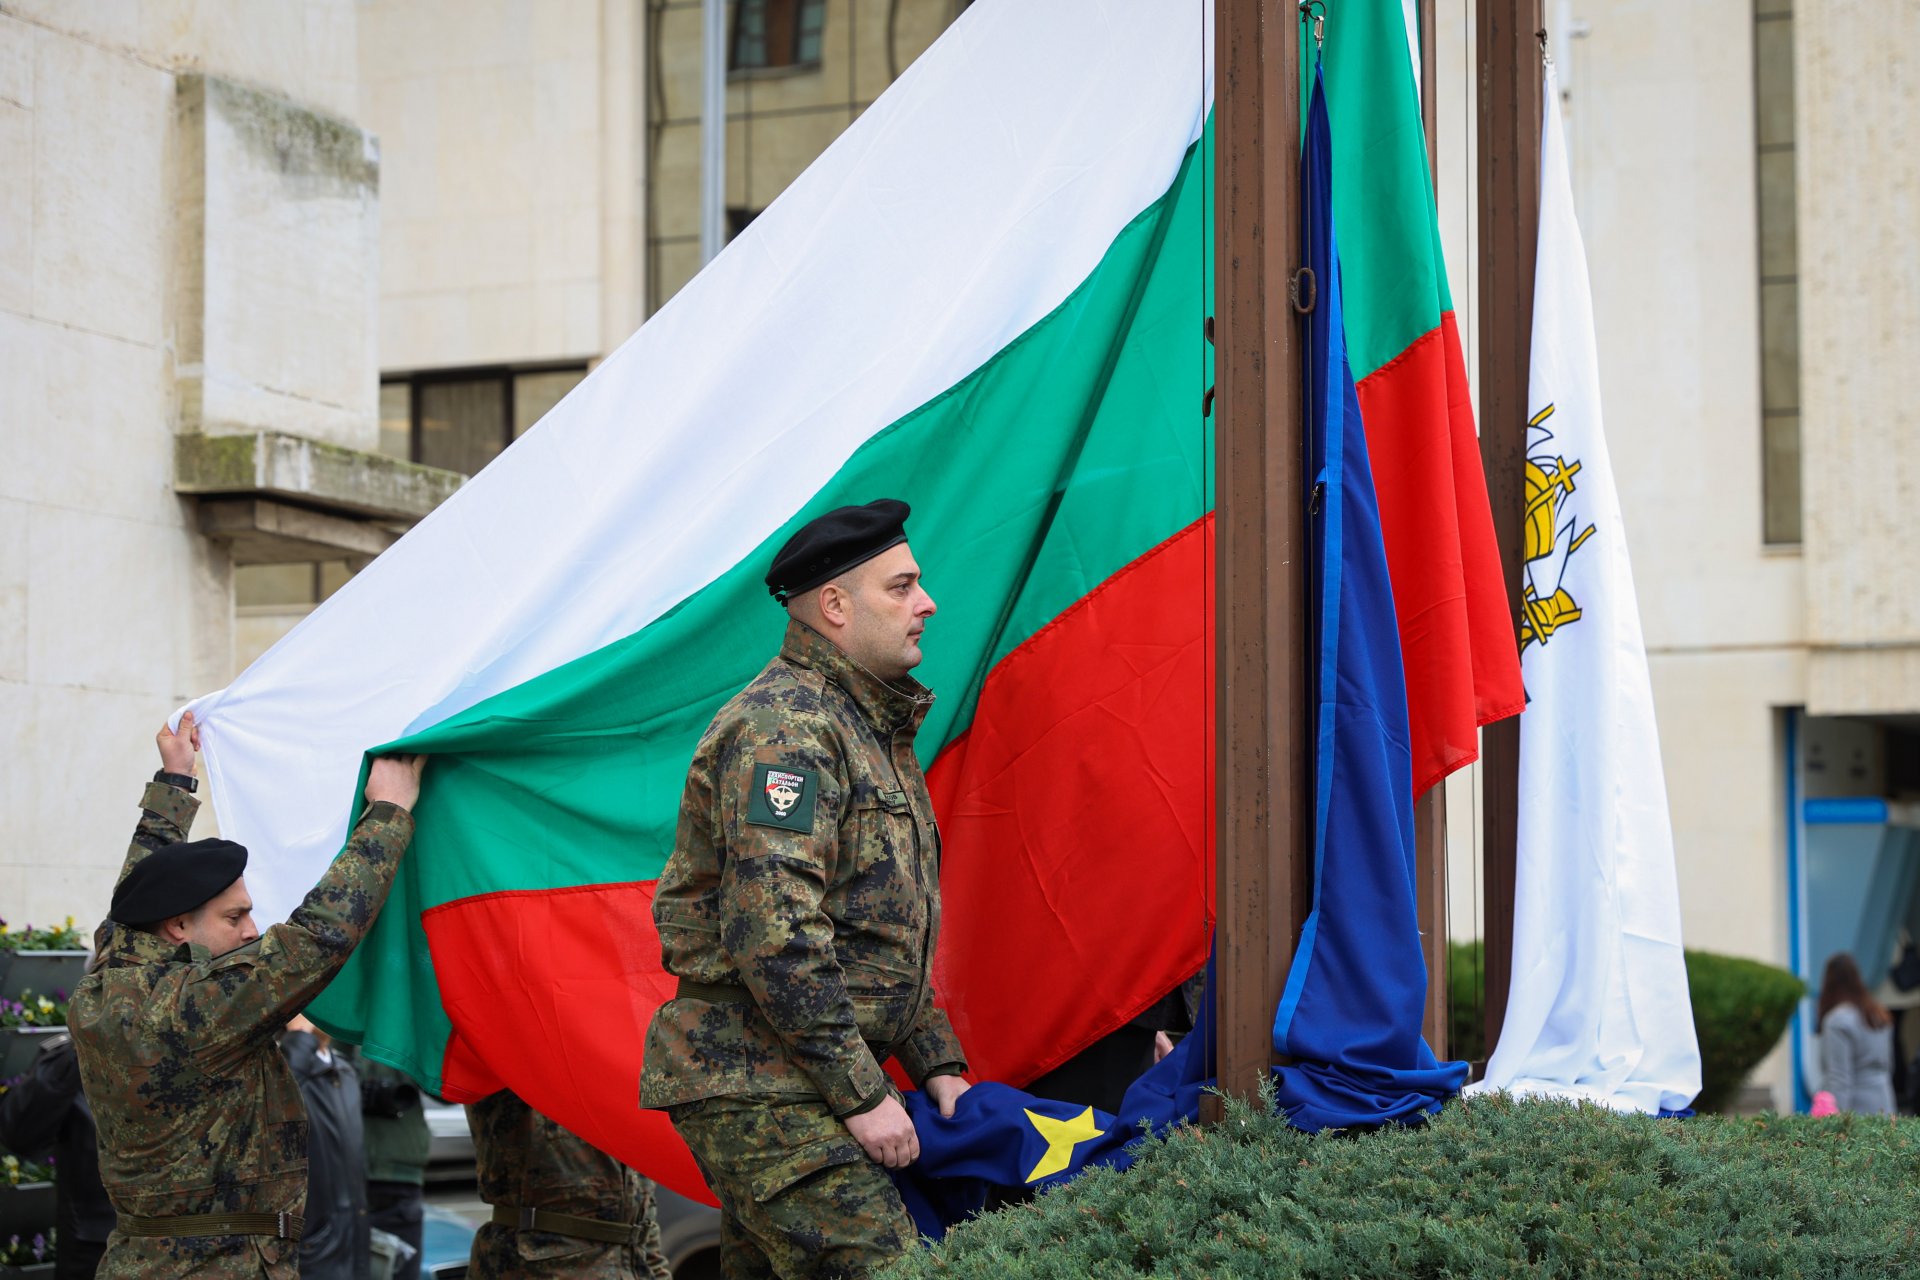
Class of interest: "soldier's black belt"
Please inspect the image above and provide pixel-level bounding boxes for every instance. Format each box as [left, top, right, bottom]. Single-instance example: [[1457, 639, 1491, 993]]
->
[[116, 1210, 304, 1241], [492, 1205, 639, 1245]]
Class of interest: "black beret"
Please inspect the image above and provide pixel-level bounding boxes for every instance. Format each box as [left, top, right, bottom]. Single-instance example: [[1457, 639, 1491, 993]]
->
[[766, 499, 912, 603], [109, 839, 248, 926]]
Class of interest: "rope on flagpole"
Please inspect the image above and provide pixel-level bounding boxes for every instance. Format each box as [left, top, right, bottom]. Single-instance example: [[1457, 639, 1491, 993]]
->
[[1200, 0, 1215, 1058], [1456, 0, 1486, 1057]]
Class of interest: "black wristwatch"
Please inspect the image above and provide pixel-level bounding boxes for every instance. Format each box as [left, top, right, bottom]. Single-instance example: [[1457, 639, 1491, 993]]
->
[[153, 769, 199, 794]]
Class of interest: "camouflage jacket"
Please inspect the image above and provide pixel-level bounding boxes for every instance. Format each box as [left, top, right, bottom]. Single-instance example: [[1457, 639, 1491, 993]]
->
[[640, 618, 967, 1116], [68, 779, 413, 1278], [467, 1089, 668, 1279]]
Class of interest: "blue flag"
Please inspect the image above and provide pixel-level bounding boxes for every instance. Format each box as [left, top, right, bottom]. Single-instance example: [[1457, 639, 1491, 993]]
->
[[894, 956, 1218, 1239], [1267, 64, 1467, 1129]]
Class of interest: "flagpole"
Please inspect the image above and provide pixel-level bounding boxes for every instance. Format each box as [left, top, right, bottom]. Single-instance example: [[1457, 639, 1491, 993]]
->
[[1213, 0, 1310, 1109], [1413, 0, 1451, 1059], [1475, 0, 1545, 1063], [699, 0, 726, 264]]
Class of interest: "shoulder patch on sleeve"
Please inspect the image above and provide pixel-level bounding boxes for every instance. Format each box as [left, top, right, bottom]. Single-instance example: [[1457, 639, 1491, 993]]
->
[[745, 763, 819, 833]]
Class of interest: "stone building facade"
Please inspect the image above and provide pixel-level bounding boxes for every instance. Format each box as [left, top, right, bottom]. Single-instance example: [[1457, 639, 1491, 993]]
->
[[1, 1, 457, 925]]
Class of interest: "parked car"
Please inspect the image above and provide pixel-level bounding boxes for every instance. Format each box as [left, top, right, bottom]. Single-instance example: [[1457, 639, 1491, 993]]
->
[[657, 1184, 721, 1279], [420, 1203, 477, 1278], [422, 1097, 476, 1184]]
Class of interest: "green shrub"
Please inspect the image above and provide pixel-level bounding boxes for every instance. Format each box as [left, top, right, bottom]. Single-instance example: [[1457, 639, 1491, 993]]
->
[[886, 1092, 1920, 1279], [1447, 939, 1486, 1062], [1685, 951, 1805, 1114], [1444, 942, 1803, 1114]]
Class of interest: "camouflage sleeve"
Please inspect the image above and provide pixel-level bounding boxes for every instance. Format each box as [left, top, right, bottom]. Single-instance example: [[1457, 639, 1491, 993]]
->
[[190, 801, 415, 1056], [93, 780, 201, 950], [894, 1002, 967, 1085], [116, 780, 200, 887], [715, 726, 889, 1117]]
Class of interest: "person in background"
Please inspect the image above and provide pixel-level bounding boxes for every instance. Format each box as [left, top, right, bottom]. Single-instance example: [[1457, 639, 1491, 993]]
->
[[1025, 973, 1204, 1114], [465, 1087, 669, 1279], [1817, 951, 1897, 1115], [283, 1016, 369, 1279], [0, 1030, 115, 1278], [348, 1051, 430, 1280]]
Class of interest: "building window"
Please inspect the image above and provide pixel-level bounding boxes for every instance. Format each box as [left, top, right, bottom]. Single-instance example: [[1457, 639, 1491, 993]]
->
[[1754, 0, 1800, 545], [378, 364, 590, 474], [732, 0, 826, 72], [235, 561, 353, 610]]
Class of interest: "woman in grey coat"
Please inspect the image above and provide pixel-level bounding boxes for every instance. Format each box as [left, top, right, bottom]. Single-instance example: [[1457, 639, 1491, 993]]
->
[[1817, 952, 1897, 1115]]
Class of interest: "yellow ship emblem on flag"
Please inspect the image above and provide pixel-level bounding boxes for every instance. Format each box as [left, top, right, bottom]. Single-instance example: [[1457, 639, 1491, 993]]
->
[[1521, 403, 1597, 652]]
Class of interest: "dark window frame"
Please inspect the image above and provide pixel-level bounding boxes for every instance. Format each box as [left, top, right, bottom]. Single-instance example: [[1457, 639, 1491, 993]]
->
[[1753, 1, 1801, 546], [381, 361, 589, 470], [730, 0, 826, 73]]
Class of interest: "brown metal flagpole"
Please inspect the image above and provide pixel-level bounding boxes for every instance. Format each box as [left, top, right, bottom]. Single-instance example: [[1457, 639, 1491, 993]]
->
[[1475, 0, 1545, 1062], [1212, 0, 1310, 1111]]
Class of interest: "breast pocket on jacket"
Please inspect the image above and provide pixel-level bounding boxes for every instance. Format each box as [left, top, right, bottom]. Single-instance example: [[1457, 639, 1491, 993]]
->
[[839, 792, 925, 943]]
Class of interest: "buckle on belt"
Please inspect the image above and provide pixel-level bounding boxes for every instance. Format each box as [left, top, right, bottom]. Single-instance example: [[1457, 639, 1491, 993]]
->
[[519, 1207, 539, 1230]]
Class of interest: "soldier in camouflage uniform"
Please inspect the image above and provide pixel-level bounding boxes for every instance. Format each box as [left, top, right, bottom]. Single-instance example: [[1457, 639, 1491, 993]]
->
[[466, 1087, 670, 1279], [642, 499, 971, 1279], [68, 712, 425, 1278]]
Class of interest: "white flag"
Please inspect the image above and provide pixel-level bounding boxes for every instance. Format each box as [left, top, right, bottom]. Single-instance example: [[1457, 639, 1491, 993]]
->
[[1466, 63, 1702, 1113]]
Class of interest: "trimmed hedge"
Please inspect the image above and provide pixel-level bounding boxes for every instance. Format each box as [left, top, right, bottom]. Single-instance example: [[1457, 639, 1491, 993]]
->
[[886, 1093, 1920, 1278], [1447, 942, 1804, 1113], [1685, 951, 1807, 1113]]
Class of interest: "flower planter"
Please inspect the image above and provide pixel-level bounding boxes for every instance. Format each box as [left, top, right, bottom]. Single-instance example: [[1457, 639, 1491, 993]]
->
[[0, 1263, 55, 1277], [0, 1181, 53, 1240], [0, 953, 86, 1007], [0, 1027, 65, 1081]]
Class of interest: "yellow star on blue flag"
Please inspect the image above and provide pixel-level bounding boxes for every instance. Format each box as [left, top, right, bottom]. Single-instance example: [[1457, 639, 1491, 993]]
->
[[1022, 1105, 1106, 1182]]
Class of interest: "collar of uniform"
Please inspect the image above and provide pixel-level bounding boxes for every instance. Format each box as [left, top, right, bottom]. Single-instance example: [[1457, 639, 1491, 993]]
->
[[780, 618, 933, 735], [102, 922, 185, 966]]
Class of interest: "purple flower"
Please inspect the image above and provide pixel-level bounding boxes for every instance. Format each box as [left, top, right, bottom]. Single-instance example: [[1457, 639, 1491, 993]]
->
[[53, 988, 66, 1002]]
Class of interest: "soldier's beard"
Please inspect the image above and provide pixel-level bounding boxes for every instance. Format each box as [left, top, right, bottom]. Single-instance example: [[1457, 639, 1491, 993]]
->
[[840, 598, 921, 682]]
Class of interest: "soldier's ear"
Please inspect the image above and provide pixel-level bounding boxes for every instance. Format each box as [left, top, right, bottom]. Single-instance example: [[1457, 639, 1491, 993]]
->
[[818, 580, 853, 628]]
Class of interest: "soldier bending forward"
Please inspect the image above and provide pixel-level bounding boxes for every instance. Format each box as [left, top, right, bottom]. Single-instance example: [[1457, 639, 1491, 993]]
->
[[69, 713, 426, 1278], [642, 498, 971, 1279]]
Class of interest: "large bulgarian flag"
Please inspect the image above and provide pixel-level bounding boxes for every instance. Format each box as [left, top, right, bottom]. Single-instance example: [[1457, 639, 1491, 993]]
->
[[185, 0, 1512, 1202]]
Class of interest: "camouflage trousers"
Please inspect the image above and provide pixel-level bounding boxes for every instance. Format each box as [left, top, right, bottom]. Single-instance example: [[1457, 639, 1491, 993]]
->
[[466, 1216, 670, 1279], [669, 1097, 917, 1280]]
